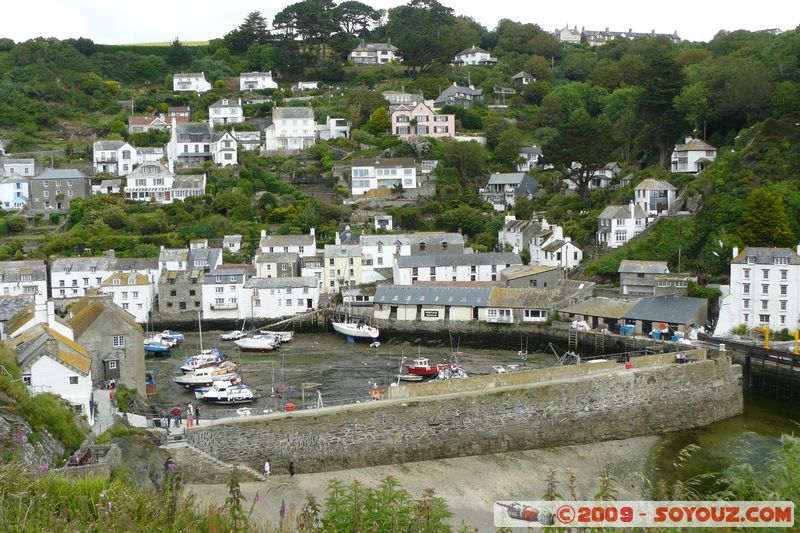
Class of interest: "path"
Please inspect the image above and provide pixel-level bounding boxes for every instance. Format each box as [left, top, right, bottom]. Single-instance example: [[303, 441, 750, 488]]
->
[[91, 388, 117, 436]]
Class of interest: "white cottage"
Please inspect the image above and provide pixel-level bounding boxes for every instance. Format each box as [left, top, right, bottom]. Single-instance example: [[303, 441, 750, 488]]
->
[[671, 137, 717, 173], [596, 202, 647, 248], [452, 45, 497, 66], [240, 71, 278, 91], [208, 98, 244, 127], [92, 140, 138, 176], [173, 72, 212, 93], [264, 107, 316, 152]]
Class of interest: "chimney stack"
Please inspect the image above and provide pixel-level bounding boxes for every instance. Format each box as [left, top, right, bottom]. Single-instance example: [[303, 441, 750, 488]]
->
[[732, 246, 739, 259]]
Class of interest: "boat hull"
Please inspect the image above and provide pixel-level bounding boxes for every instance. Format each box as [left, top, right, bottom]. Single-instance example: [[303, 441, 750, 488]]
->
[[331, 321, 379, 339], [173, 372, 238, 389], [201, 396, 255, 404], [234, 337, 277, 351]]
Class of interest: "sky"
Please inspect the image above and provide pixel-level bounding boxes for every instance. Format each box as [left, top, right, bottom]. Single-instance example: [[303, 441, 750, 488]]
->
[[1, 0, 797, 45]]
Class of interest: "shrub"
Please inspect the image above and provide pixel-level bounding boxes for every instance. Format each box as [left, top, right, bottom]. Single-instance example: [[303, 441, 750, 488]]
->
[[7, 215, 26, 233]]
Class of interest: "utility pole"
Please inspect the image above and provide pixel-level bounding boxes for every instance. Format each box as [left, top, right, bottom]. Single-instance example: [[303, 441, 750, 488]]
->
[[678, 245, 682, 272]]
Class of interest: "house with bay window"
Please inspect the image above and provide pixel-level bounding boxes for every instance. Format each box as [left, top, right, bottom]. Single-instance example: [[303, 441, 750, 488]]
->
[[390, 102, 455, 139], [123, 162, 206, 204], [596, 202, 647, 249], [92, 141, 138, 176], [350, 157, 417, 196]]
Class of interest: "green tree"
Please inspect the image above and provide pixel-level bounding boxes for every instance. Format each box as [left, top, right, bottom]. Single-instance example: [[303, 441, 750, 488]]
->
[[674, 82, 709, 135], [335, 1, 382, 36], [386, 0, 455, 78], [740, 188, 795, 247], [7, 215, 26, 233], [167, 38, 192, 68], [442, 140, 487, 177], [224, 11, 269, 54], [494, 127, 525, 167], [638, 44, 686, 166], [244, 43, 274, 72], [366, 107, 390, 134], [523, 55, 554, 81]]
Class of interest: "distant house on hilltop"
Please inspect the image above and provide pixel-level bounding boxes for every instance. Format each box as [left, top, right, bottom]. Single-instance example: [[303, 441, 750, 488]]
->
[[173, 72, 211, 93], [240, 71, 278, 91], [452, 45, 497, 66], [671, 137, 717, 173], [434, 83, 484, 109], [511, 71, 536, 86], [349, 39, 401, 65]]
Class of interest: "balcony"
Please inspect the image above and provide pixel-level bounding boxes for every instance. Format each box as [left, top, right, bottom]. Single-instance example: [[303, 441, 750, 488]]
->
[[211, 303, 238, 310]]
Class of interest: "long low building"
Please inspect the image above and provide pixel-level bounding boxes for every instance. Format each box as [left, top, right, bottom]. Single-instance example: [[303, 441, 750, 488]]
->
[[393, 252, 521, 285]]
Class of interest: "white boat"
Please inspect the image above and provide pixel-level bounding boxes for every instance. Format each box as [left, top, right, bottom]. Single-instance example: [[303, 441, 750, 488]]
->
[[180, 348, 225, 374], [234, 334, 278, 352], [220, 330, 247, 341], [173, 361, 238, 389], [331, 319, 380, 340], [197, 380, 256, 404], [258, 330, 294, 343]]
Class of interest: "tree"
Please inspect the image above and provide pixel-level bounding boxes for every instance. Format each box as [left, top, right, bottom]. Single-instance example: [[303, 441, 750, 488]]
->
[[386, 0, 455, 78], [245, 43, 274, 72], [543, 108, 614, 199], [167, 38, 192, 68], [494, 127, 525, 167], [442, 140, 487, 177], [366, 107, 390, 134], [524, 55, 554, 81], [224, 11, 269, 54], [740, 188, 795, 247], [335, 1, 382, 36], [674, 81, 709, 134], [638, 44, 686, 166], [273, 0, 340, 66], [7, 215, 26, 233]]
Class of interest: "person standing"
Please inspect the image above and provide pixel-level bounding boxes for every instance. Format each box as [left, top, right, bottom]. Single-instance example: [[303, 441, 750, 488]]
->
[[288, 461, 295, 478], [195, 405, 201, 426], [264, 459, 271, 476], [186, 404, 194, 428]]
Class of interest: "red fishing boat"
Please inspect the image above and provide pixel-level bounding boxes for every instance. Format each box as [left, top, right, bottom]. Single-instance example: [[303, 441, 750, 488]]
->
[[405, 357, 461, 377]]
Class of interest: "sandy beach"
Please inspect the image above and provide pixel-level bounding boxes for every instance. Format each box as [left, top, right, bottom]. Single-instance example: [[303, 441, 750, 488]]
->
[[185, 435, 657, 531]]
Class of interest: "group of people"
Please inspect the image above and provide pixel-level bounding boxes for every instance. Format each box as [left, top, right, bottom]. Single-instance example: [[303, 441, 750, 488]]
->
[[159, 404, 201, 429], [263, 459, 295, 478]]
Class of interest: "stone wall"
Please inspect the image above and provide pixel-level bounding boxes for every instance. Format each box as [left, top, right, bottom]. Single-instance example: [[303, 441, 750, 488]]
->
[[185, 351, 742, 474]]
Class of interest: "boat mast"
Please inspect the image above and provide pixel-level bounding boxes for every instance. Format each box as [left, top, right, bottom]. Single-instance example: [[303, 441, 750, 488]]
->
[[198, 311, 203, 352]]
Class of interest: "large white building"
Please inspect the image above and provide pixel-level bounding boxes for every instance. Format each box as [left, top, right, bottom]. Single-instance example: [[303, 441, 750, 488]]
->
[[596, 202, 647, 249], [258, 229, 316, 257], [92, 141, 138, 176], [452, 45, 497, 66], [393, 252, 522, 285], [240, 71, 278, 91], [208, 98, 244, 127], [634, 178, 678, 216], [123, 162, 206, 204], [529, 220, 583, 270], [244, 276, 320, 319], [323, 244, 365, 294], [264, 107, 316, 152], [728, 246, 800, 332], [0, 260, 48, 297], [349, 40, 401, 65], [359, 232, 465, 271], [350, 157, 417, 197], [173, 72, 212, 93], [202, 267, 248, 320], [671, 137, 717, 173], [100, 272, 154, 323], [51, 253, 117, 299]]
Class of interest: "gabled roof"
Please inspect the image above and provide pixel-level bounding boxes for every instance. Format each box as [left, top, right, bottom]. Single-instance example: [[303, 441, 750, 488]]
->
[[115, 257, 158, 271], [175, 122, 213, 137], [500, 264, 557, 280], [634, 178, 677, 191], [1, 158, 34, 165], [8, 323, 92, 376], [0, 295, 34, 322], [173, 174, 206, 190], [34, 169, 87, 180], [159, 248, 188, 263], [241, 71, 273, 78], [254, 252, 300, 263], [68, 295, 142, 338], [99, 179, 122, 188], [52, 254, 116, 273], [244, 276, 318, 289], [397, 252, 521, 269], [619, 260, 669, 274], [519, 145, 542, 157], [512, 71, 534, 80], [674, 138, 716, 152], [101, 272, 150, 286], [622, 295, 706, 324], [94, 140, 128, 151], [374, 285, 490, 306], [487, 172, 530, 186], [174, 72, 206, 78], [435, 84, 484, 103], [210, 98, 242, 109], [351, 157, 415, 169], [731, 247, 800, 265], [598, 203, 647, 220], [360, 232, 464, 247], [456, 45, 490, 56], [223, 234, 242, 244], [260, 233, 315, 247], [324, 244, 361, 258], [0, 260, 47, 282], [561, 296, 639, 319], [352, 41, 399, 53], [273, 107, 314, 120]]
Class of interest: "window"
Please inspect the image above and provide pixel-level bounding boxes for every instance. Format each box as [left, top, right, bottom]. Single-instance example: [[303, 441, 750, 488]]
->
[[780, 300, 787, 311], [108, 361, 117, 370], [216, 286, 224, 293], [762, 284, 769, 295], [132, 291, 138, 298], [759, 314, 770, 323], [743, 283, 750, 295], [254, 298, 261, 307], [744, 313, 749, 322], [781, 315, 786, 324], [72, 279, 78, 287], [780, 285, 787, 296], [743, 299, 749, 309], [170, 290, 177, 296], [122, 303, 129, 310], [419, 242, 426, 251], [774, 257, 789, 265], [179, 302, 186, 310], [83, 277, 89, 285], [762, 269, 769, 280], [743, 269, 750, 279], [112, 278, 121, 286], [69, 376, 78, 385], [189, 289, 196, 296], [781, 270, 788, 281], [43, 190, 49, 198], [747, 256, 756, 264], [112, 335, 125, 347], [761, 300, 768, 310]]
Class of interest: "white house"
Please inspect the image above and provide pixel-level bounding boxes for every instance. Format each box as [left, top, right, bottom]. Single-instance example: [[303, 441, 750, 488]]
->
[[7, 323, 93, 419], [100, 272, 153, 323], [0, 177, 29, 210], [596, 202, 647, 248], [316, 116, 350, 140], [727, 246, 800, 332], [1, 158, 35, 177], [51, 253, 117, 299], [127, 115, 168, 134], [374, 215, 393, 232], [264, 107, 316, 152], [350, 40, 401, 65], [259, 229, 317, 258], [208, 98, 244, 127], [234, 131, 262, 151], [323, 244, 366, 293], [479, 172, 539, 212], [168, 121, 213, 165], [634, 178, 677, 216], [294, 81, 319, 91], [452, 45, 497, 65], [124, 162, 206, 204], [92, 140, 138, 176], [382, 91, 425, 106], [511, 71, 536, 86], [555, 25, 582, 44], [671, 137, 717, 173], [0, 260, 48, 297], [350, 157, 417, 196], [301, 255, 324, 291], [498, 216, 536, 252], [240, 71, 278, 91], [202, 267, 248, 320], [244, 276, 319, 319], [529, 220, 583, 270], [393, 252, 522, 285], [223, 234, 242, 253], [212, 131, 238, 166], [359, 232, 465, 271], [173, 72, 212, 93], [517, 145, 543, 172]]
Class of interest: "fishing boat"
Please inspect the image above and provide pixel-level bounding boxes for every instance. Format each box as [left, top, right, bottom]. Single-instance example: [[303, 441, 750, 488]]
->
[[173, 361, 238, 389], [258, 330, 294, 343], [160, 330, 184, 343], [406, 357, 462, 377], [220, 330, 247, 341], [144, 339, 170, 353], [234, 334, 278, 352], [180, 348, 225, 374], [197, 380, 256, 404]]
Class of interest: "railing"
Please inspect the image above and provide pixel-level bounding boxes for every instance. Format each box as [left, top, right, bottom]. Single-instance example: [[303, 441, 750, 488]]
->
[[210, 303, 238, 310]]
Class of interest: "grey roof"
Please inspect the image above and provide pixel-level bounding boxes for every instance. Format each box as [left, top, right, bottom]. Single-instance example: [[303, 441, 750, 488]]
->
[[352, 41, 399, 53], [634, 178, 676, 191], [500, 264, 557, 280], [0, 295, 34, 321], [500, 219, 535, 232], [187, 248, 222, 268], [209, 98, 241, 109], [519, 146, 543, 157], [94, 140, 127, 150], [622, 295, 706, 324], [223, 234, 242, 244], [34, 169, 86, 180], [273, 107, 314, 120], [159, 248, 188, 263], [174, 72, 206, 78], [175, 122, 213, 139], [99, 179, 122, 188], [674, 138, 716, 152], [542, 239, 567, 253], [560, 297, 639, 319], [205, 268, 246, 284], [324, 244, 362, 258], [435, 84, 484, 104], [598, 203, 647, 220], [397, 252, 521, 269], [115, 257, 158, 271], [512, 71, 534, 80], [487, 172, 529, 185], [173, 174, 205, 189], [732, 247, 800, 265], [241, 71, 273, 77], [254, 252, 300, 263], [244, 276, 318, 289], [351, 157, 415, 169], [618, 260, 669, 274], [52, 255, 116, 273], [360, 232, 464, 247], [0, 260, 47, 283], [260, 233, 315, 247], [374, 285, 490, 306], [456, 45, 490, 56], [2, 158, 34, 165]]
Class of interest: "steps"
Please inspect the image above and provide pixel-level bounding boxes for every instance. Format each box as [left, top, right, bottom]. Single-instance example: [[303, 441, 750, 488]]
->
[[162, 434, 266, 483]]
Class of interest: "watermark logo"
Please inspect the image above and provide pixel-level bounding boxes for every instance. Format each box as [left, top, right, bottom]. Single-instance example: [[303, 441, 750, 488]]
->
[[495, 501, 795, 528]]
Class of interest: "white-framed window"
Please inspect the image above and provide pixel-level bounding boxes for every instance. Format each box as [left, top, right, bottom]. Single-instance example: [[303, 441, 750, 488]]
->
[[215, 286, 224, 293], [759, 314, 770, 323], [780, 285, 787, 296], [743, 299, 750, 309], [112, 335, 125, 347], [762, 269, 769, 280], [762, 284, 769, 295], [108, 361, 117, 370], [743, 269, 750, 279], [761, 300, 768, 310], [780, 300, 787, 311], [69, 376, 78, 385], [743, 283, 750, 295]]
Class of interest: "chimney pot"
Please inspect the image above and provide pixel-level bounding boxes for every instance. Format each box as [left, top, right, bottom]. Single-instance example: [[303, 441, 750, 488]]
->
[[732, 246, 739, 259]]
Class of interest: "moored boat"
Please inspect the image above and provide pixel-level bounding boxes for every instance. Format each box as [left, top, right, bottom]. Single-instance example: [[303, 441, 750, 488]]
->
[[173, 361, 238, 389], [406, 357, 462, 377], [258, 330, 294, 343], [180, 348, 225, 373], [331, 319, 379, 340], [220, 330, 247, 341], [144, 339, 170, 353], [234, 334, 278, 352], [160, 330, 184, 343], [197, 380, 256, 404]]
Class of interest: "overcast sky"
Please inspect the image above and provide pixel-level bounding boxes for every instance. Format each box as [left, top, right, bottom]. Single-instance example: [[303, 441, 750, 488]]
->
[[2, 0, 797, 44]]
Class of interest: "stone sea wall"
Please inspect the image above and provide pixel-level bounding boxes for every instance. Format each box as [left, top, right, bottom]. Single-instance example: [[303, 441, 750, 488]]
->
[[185, 351, 742, 474]]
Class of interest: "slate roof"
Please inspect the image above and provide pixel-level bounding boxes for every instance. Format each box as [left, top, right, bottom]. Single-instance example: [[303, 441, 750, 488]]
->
[[397, 252, 521, 269], [209, 98, 241, 109], [174, 73, 206, 78], [94, 140, 126, 150], [0, 260, 47, 282], [187, 248, 222, 267], [352, 42, 399, 53], [622, 295, 706, 324], [0, 295, 33, 321], [101, 272, 150, 286], [159, 248, 188, 263], [542, 239, 567, 253], [34, 169, 87, 180], [634, 178, 677, 191], [175, 122, 213, 140], [99, 179, 122, 188], [244, 276, 318, 289], [260, 233, 315, 248], [374, 285, 491, 306], [273, 107, 314, 120], [1, 158, 34, 165], [487, 287, 556, 308], [487, 172, 530, 185], [456, 45, 490, 56], [68, 295, 142, 338], [51, 255, 116, 273], [618, 260, 669, 274], [499, 264, 557, 280], [674, 138, 716, 152], [360, 232, 464, 247], [434, 84, 484, 105], [114, 257, 158, 271], [560, 296, 639, 319], [512, 71, 534, 80], [519, 145, 543, 157], [241, 71, 273, 78], [324, 244, 362, 258], [731, 247, 800, 265], [9, 324, 92, 375], [223, 234, 242, 245], [351, 157, 415, 169], [173, 174, 206, 190], [254, 252, 300, 263], [204, 268, 246, 284], [598, 203, 647, 220]]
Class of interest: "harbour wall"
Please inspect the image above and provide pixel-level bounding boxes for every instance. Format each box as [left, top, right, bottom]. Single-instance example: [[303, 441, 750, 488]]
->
[[184, 350, 743, 474]]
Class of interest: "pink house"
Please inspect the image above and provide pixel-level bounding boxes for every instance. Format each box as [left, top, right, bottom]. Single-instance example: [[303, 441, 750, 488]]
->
[[390, 102, 455, 139]]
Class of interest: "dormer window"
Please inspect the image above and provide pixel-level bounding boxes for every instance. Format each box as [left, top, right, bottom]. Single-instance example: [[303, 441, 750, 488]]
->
[[441, 240, 448, 251], [774, 257, 789, 265], [113, 278, 121, 285], [90, 266, 96, 273], [419, 241, 426, 251], [377, 241, 383, 253], [747, 256, 756, 264]]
